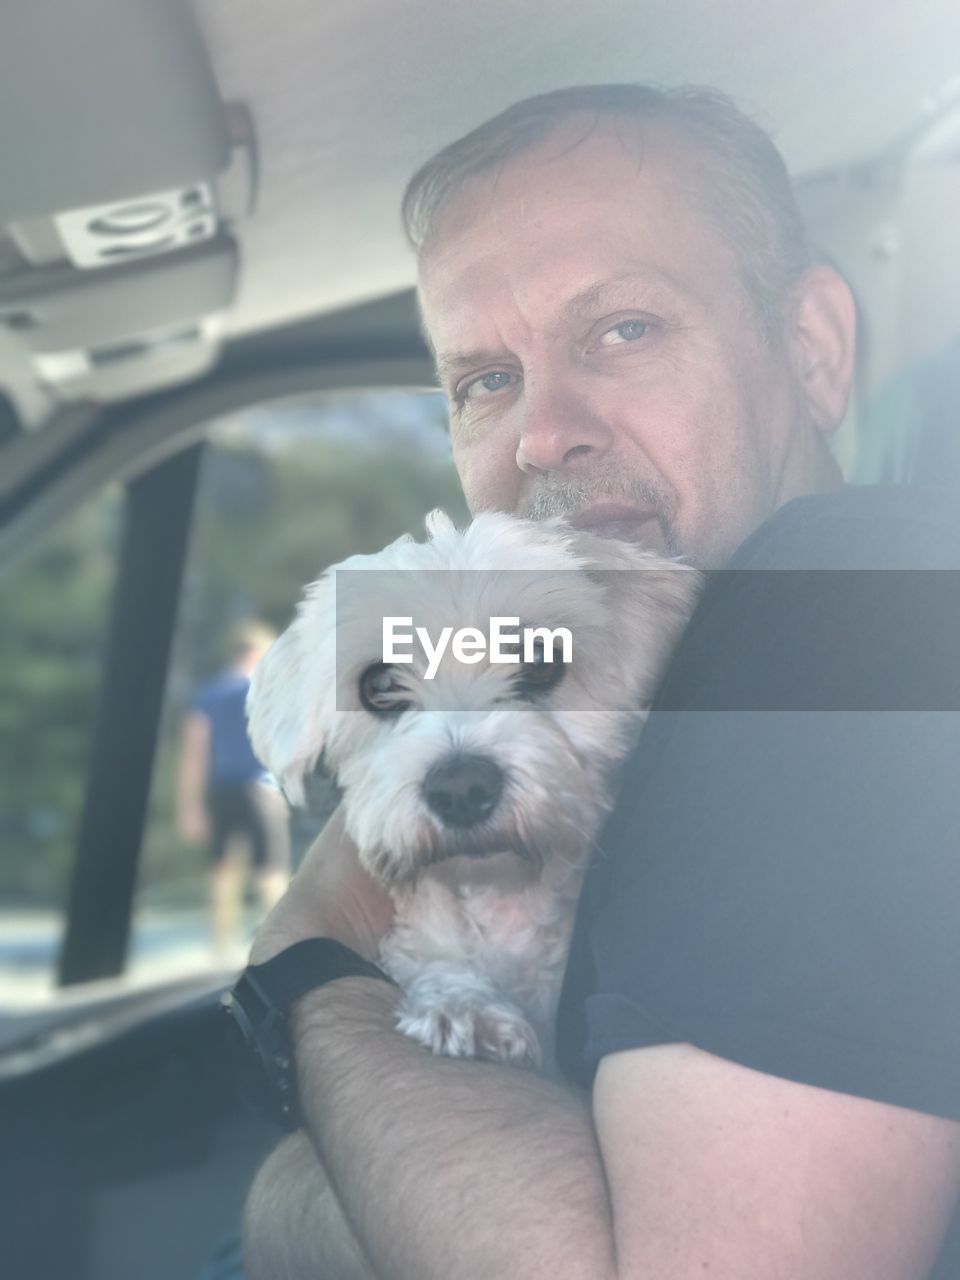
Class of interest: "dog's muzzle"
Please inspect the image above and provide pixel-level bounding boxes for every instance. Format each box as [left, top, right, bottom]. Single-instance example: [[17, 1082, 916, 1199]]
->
[[422, 754, 504, 830]]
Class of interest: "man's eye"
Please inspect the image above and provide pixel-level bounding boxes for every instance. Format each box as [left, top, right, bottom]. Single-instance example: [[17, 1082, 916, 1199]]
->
[[599, 319, 649, 346], [460, 370, 517, 401]]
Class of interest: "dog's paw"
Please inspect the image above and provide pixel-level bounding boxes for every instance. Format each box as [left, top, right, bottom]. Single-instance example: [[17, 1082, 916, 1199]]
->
[[396, 998, 541, 1068], [472, 1006, 542, 1067]]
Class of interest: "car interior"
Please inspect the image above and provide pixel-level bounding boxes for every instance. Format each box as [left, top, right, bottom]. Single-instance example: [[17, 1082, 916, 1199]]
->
[[1, 2, 959, 1277]]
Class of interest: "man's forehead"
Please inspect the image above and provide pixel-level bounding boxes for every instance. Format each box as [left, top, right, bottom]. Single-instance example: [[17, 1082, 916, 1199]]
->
[[427, 266, 687, 379], [416, 153, 723, 363], [418, 120, 714, 279]]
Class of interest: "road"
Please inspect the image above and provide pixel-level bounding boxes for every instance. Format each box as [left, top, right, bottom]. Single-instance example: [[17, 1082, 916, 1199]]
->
[[0, 908, 253, 1006]]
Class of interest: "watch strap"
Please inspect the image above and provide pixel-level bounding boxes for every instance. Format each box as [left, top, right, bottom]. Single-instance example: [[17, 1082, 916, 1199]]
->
[[243, 937, 395, 1013], [221, 938, 396, 1132]]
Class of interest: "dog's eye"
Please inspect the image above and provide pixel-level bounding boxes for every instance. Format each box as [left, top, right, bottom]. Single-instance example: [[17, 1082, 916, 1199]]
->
[[359, 663, 411, 716], [514, 637, 566, 697]]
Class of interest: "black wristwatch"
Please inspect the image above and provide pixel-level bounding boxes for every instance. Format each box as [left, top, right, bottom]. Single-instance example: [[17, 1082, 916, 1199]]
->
[[220, 937, 396, 1131]]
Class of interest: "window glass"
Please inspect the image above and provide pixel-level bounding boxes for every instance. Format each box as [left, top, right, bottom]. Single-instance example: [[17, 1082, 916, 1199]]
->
[[130, 389, 465, 978], [0, 485, 123, 1004]]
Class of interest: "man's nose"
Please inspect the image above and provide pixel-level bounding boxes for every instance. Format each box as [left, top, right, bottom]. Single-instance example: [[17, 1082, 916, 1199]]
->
[[515, 378, 614, 474]]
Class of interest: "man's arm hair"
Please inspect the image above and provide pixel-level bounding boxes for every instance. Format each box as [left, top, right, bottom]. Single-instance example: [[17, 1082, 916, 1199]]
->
[[290, 979, 616, 1280], [243, 976, 960, 1280], [241, 817, 960, 1280], [243, 1131, 377, 1280]]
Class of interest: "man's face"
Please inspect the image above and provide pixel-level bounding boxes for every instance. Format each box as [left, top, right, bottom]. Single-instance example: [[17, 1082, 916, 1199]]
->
[[418, 118, 834, 566]]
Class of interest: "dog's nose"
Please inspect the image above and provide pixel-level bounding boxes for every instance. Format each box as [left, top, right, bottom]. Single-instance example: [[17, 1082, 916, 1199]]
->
[[422, 755, 504, 828]]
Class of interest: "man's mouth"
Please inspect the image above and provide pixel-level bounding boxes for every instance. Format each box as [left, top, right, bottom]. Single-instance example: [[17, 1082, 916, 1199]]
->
[[565, 503, 659, 543]]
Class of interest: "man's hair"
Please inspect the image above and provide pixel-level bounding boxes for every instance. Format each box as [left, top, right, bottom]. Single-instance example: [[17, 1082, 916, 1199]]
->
[[402, 84, 811, 332]]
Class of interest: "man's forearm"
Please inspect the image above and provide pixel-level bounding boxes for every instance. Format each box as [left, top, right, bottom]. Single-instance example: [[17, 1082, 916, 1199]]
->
[[243, 1131, 377, 1280], [176, 715, 209, 822], [292, 978, 617, 1280]]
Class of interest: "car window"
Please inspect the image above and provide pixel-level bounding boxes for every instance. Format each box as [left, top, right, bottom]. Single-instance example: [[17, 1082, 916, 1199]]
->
[[129, 389, 466, 979], [0, 389, 465, 1007], [0, 484, 124, 1005]]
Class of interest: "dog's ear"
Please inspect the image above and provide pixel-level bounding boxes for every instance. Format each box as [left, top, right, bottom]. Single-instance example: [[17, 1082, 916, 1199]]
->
[[572, 527, 701, 612], [425, 509, 459, 539], [569, 529, 702, 696], [246, 624, 326, 808]]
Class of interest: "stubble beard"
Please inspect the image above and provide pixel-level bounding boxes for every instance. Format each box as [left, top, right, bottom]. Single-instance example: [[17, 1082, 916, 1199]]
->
[[515, 464, 681, 557]]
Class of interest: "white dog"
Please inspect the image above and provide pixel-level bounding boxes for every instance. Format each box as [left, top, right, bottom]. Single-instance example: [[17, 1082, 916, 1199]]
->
[[247, 511, 698, 1073]]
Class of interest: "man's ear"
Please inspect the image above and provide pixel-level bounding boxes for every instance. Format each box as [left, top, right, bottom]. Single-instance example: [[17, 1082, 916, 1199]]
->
[[787, 264, 857, 434]]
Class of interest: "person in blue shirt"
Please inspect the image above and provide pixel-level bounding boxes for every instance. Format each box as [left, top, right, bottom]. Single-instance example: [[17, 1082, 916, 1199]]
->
[[176, 620, 290, 960]]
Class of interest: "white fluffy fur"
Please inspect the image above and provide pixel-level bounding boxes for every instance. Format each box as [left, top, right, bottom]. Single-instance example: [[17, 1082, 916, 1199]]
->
[[247, 511, 699, 1071]]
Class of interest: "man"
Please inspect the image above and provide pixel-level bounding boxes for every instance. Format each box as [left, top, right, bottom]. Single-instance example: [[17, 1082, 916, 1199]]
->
[[176, 619, 290, 959], [242, 86, 960, 1277]]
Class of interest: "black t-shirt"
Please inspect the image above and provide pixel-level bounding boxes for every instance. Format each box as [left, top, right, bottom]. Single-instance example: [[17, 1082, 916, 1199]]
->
[[556, 484, 960, 1273]]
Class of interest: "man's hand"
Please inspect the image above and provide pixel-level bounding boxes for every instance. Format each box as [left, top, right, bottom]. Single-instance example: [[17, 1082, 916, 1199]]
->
[[249, 804, 395, 964]]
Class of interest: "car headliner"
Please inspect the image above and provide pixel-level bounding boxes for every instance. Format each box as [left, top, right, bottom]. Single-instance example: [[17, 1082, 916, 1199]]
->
[[192, 0, 960, 336], [1, 0, 958, 427]]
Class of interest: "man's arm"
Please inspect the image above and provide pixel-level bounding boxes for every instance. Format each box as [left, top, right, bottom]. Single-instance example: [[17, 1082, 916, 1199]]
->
[[253, 977, 960, 1280], [244, 821, 960, 1280], [175, 709, 211, 842], [595, 1045, 960, 1279], [244, 1130, 378, 1280], [292, 979, 616, 1280], [244, 817, 613, 1279]]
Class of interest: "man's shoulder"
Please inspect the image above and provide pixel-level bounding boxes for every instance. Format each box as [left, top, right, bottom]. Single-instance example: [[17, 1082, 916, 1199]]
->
[[728, 484, 960, 570], [655, 485, 960, 713]]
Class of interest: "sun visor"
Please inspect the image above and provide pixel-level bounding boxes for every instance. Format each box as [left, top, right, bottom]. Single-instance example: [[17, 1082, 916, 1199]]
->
[[0, 0, 253, 401], [0, 237, 237, 356], [0, 0, 230, 226], [0, 235, 238, 401]]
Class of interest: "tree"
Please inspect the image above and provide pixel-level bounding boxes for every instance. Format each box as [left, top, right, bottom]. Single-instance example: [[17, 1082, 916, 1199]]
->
[[1, 392, 467, 910]]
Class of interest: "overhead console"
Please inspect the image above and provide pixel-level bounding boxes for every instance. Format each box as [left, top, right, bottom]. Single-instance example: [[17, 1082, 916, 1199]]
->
[[0, 0, 255, 403]]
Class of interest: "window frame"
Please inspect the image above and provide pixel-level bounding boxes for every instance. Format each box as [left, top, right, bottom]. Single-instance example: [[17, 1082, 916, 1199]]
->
[[1, 336, 435, 989]]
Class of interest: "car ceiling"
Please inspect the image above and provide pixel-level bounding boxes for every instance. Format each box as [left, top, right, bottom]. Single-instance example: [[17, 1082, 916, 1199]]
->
[[196, 0, 960, 334], [1, 0, 959, 421]]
